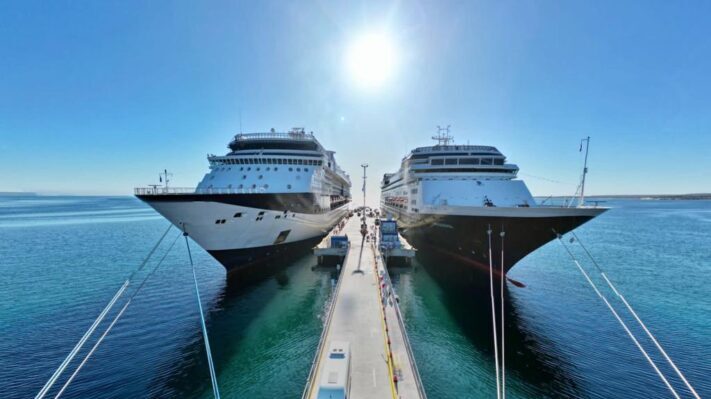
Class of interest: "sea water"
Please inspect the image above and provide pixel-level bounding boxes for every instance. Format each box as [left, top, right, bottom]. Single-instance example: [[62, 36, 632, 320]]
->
[[0, 196, 708, 398]]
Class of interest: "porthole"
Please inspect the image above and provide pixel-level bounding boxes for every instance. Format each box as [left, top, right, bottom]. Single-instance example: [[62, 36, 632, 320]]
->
[[242, 175, 246, 179], [264, 184, 269, 189], [252, 184, 256, 189], [240, 167, 244, 171], [247, 167, 251, 171], [266, 167, 271, 171], [287, 184, 292, 189], [238, 184, 243, 189], [297, 168, 301, 172], [289, 167, 293, 172], [274, 167, 278, 171], [257, 167, 260, 171], [304, 168, 309, 172], [259, 175, 263, 179]]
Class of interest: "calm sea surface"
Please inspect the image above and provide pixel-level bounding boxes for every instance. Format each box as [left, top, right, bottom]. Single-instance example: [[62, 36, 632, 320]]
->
[[0, 196, 709, 398]]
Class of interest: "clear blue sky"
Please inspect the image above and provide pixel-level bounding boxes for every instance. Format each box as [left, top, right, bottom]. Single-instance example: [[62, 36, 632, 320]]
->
[[1, 1, 709, 202]]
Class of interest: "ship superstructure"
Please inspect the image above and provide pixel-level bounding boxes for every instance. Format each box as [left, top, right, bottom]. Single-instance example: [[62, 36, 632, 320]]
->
[[136, 128, 351, 271]]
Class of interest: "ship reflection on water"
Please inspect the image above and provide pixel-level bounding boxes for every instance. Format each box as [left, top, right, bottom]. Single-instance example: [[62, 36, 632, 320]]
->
[[390, 252, 584, 398]]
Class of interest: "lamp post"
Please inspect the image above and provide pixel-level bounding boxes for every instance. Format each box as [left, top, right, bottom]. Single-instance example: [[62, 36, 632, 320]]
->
[[361, 163, 368, 223]]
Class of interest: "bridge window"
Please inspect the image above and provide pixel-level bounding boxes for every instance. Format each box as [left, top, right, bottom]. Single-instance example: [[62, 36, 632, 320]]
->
[[459, 158, 480, 165], [481, 158, 493, 165], [445, 158, 457, 165], [431, 159, 444, 165], [494, 158, 504, 165]]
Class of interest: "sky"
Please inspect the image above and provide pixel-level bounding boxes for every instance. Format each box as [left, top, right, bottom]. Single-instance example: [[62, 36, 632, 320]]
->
[[1, 0, 710, 204]]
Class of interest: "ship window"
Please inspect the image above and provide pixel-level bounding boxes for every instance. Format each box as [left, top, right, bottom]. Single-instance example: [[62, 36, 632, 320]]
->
[[251, 184, 256, 189], [494, 158, 504, 165], [266, 167, 270, 171], [431, 159, 444, 165], [445, 159, 457, 165], [256, 167, 260, 171], [264, 184, 269, 189], [460, 158, 479, 165], [297, 168, 301, 172], [238, 184, 243, 188], [287, 184, 292, 189], [481, 158, 493, 165], [242, 175, 246, 179], [275, 215, 281, 219], [288, 159, 293, 164], [289, 167, 293, 171], [304, 168, 309, 172], [274, 167, 278, 171], [258, 211, 265, 215], [259, 175, 263, 179], [234, 212, 242, 218], [247, 167, 251, 171]]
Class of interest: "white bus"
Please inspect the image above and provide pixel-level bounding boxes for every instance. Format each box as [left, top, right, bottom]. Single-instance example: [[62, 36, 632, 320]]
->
[[317, 341, 351, 399]]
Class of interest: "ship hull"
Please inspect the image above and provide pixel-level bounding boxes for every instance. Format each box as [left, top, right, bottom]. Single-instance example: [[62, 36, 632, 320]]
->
[[137, 193, 349, 272], [386, 206, 607, 276]]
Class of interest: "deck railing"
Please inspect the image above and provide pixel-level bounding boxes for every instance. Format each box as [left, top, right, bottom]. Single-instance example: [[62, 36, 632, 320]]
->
[[232, 131, 315, 141], [133, 187, 266, 195]]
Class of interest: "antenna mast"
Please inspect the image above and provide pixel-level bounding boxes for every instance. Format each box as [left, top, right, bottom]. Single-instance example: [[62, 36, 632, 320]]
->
[[578, 136, 590, 207], [433, 125, 454, 146], [160, 169, 173, 189]]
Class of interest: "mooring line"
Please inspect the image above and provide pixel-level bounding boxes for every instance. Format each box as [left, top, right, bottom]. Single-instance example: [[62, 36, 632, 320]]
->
[[184, 230, 220, 399], [36, 224, 173, 399], [487, 226, 501, 399], [499, 227, 506, 399], [556, 235, 681, 399], [54, 232, 182, 398], [569, 231, 700, 399]]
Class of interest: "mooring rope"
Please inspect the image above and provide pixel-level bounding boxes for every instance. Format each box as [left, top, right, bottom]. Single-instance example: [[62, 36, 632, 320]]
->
[[569, 231, 700, 399], [556, 234, 681, 399], [184, 231, 220, 399], [53, 232, 182, 398], [487, 227, 501, 399], [36, 224, 173, 399], [499, 228, 506, 399]]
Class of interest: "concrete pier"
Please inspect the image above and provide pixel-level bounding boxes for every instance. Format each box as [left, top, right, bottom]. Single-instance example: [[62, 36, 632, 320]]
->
[[303, 216, 426, 399]]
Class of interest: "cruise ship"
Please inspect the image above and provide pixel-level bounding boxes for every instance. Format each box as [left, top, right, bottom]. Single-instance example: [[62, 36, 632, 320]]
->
[[380, 129, 606, 277], [135, 128, 351, 272]]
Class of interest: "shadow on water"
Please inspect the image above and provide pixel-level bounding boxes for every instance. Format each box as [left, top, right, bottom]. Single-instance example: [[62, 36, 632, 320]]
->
[[150, 249, 329, 398], [406, 251, 584, 398]]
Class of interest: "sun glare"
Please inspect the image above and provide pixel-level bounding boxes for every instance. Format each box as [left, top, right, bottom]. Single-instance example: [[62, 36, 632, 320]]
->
[[346, 32, 396, 89]]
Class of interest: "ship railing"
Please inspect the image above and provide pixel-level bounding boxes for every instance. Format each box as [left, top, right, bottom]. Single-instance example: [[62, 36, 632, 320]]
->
[[231, 131, 315, 141], [133, 187, 267, 195]]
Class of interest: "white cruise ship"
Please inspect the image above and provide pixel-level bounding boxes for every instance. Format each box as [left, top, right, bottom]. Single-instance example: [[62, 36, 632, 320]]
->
[[380, 129, 606, 277], [135, 128, 351, 272]]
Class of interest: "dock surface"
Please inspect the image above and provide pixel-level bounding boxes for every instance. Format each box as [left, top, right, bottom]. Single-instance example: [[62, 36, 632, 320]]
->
[[304, 216, 425, 399]]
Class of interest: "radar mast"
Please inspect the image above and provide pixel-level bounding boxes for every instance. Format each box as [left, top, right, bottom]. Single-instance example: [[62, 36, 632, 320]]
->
[[432, 125, 454, 146]]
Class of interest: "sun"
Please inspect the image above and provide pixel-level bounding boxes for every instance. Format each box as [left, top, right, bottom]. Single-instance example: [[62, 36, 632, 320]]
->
[[346, 32, 396, 89]]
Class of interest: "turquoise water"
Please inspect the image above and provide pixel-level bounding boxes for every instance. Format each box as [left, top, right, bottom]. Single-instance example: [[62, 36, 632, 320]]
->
[[0, 196, 709, 398]]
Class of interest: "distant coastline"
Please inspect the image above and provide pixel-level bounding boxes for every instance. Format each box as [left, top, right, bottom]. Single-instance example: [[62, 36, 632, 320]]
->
[[0, 192, 38, 197], [541, 193, 711, 201]]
